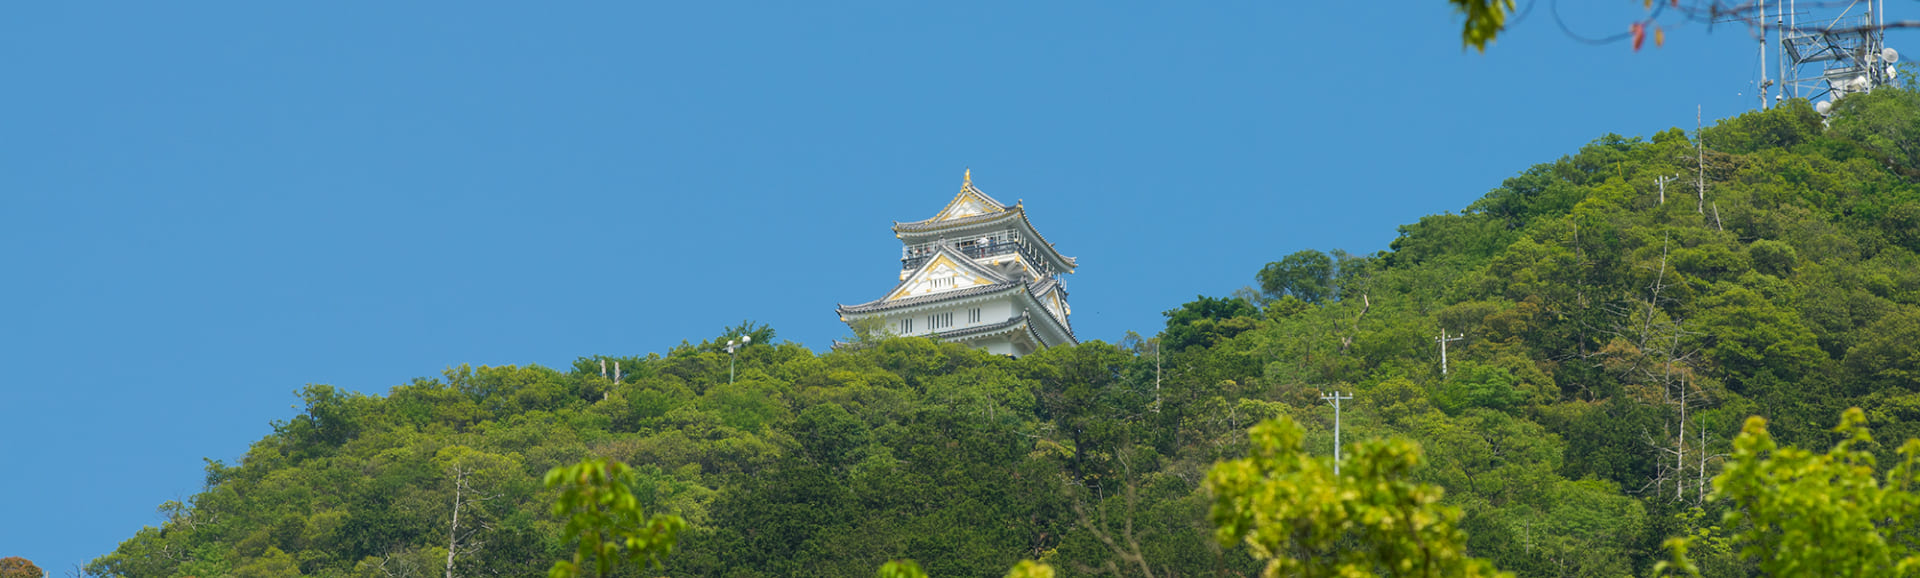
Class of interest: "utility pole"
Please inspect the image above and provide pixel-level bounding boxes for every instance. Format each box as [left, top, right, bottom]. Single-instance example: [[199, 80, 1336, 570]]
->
[[1436, 332, 1464, 376], [607, 361, 621, 401], [1322, 391, 1353, 475], [1655, 174, 1679, 205]]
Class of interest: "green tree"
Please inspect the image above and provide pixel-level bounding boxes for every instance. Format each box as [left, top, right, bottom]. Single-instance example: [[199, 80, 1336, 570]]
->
[[1258, 250, 1335, 304], [232, 546, 301, 578], [1161, 295, 1260, 352], [875, 559, 1056, 578], [1206, 416, 1511, 578], [1844, 307, 1920, 394], [878, 559, 928, 578], [545, 458, 687, 578], [1828, 87, 1920, 177], [0, 558, 44, 578], [1691, 286, 1824, 388]]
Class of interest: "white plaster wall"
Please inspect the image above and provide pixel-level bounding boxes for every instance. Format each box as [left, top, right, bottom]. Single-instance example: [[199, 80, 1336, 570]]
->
[[881, 311, 917, 337], [979, 298, 1015, 327], [979, 335, 1038, 357], [856, 293, 1037, 344]]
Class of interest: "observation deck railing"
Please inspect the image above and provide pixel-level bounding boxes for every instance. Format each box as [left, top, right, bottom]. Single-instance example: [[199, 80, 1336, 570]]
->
[[901, 241, 1050, 276]]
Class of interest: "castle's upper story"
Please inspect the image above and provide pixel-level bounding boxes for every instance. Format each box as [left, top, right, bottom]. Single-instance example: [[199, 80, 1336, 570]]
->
[[891, 170, 1076, 283]]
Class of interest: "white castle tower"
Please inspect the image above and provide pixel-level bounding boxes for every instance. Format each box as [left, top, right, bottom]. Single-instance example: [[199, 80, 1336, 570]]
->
[[836, 171, 1077, 356]]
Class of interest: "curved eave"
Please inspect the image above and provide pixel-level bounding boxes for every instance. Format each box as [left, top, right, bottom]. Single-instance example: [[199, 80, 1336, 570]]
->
[[937, 312, 1035, 341], [938, 313, 1051, 353], [837, 281, 1027, 315], [892, 208, 1077, 274], [1029, 277, 1060, 299], [893, 205, 1019, 232], [1017, 284, 1076, 345]]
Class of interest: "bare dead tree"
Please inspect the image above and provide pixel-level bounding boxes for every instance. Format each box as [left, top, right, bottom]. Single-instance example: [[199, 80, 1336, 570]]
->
[[443, 463, 499, 578], [1068, 454, 1161, 578], [158, 498, 219, 533], [1337, 293, 1371, 355], [367, 547, 435, 578], [1151, 336, 1163, 414], [1698, 106, 1708, 215], [1602, 235, 1723, 501], [1692, 417, 1732, 506]]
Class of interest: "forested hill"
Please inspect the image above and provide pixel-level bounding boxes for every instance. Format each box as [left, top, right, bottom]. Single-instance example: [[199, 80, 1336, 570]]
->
[[90, 88, 1920, 578]]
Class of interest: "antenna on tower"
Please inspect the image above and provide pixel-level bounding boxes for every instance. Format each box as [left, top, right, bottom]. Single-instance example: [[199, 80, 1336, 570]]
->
[[1778, 0, 1896, 107]]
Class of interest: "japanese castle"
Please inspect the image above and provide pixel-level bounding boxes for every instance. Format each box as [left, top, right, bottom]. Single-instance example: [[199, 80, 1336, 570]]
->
[[836, 171, 1077, 356]]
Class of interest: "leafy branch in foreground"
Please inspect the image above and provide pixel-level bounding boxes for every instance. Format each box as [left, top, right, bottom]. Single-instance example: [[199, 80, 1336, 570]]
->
[[1660, 408, 1920, 576], [876, 558, 1056, 578], [545, 458, 687, 578], [1206, 415, 1510, 578]]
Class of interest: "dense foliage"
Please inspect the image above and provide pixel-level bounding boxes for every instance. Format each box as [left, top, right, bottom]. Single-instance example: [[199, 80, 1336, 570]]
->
[[91, 87, 1920, 577], [0, 558, 45, 578]]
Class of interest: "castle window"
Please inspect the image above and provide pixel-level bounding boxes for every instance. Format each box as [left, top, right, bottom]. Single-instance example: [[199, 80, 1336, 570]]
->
[[929, 312, 953, 330], [901, 318, 914, 334], [969, 307, 982, 323]]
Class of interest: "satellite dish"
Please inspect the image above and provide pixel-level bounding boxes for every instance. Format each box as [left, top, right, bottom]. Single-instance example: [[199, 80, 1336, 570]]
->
[[1885, 48, 1901, 63], [1817, 100, 1834, 114]]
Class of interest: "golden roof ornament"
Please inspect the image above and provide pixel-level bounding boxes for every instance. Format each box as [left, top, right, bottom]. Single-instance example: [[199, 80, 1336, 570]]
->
[[963, 168, 971, 189]]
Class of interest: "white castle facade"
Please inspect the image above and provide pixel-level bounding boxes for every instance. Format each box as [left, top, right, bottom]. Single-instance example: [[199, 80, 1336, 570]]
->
[[836, 172, 1077, 356]]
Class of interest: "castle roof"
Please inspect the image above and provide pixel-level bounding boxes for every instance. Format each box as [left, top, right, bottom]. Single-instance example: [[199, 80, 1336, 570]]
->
[[1026, 277, 1071, 334], [891, 179, 1077, 274]]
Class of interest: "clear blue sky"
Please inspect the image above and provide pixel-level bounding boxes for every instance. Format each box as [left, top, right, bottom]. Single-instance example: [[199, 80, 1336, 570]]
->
[[4, 1, 1909, 571]]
